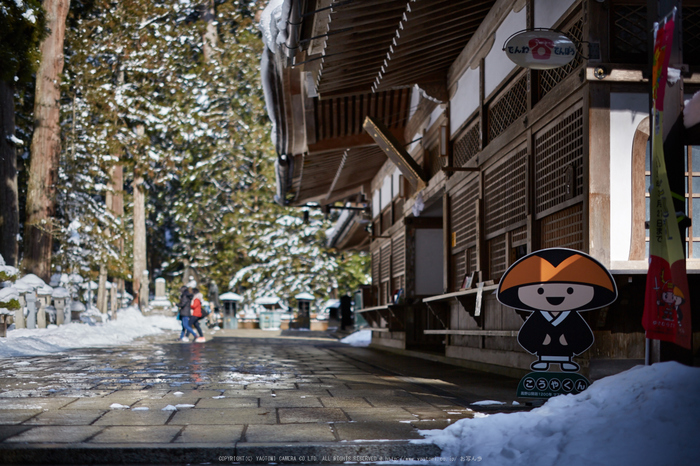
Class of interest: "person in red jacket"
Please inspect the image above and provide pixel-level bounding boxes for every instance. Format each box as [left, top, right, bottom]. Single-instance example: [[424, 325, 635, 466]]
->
[[190, 288, 206, 343]]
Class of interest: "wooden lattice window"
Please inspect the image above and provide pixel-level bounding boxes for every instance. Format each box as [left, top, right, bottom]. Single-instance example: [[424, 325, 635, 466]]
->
[[611, 3, 647, 64], [392, 235, 405, 276], [393, 198, 404, 224], [484, 146, 528, 237], [452, 246, 478, 291], [534, 104, 584, 215], [381, 208, 392, 233], [540, 203, 584, 250], [372, 250, 380, 287], [450, 179, 480, 250], [380, 244, 391, 283], [453, 250, 466, 290], [454, 119, 481, 167], [487, 73, 528, 143], [488, 234, 507, 281], [684, 7, 700, 66], [537, 17, 583, 101]]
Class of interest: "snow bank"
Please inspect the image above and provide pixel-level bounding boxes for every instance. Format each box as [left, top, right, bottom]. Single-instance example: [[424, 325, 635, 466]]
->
[[420, 361, 700, 466], [340, 329, 371, 347], [0, 307, 181, 358]]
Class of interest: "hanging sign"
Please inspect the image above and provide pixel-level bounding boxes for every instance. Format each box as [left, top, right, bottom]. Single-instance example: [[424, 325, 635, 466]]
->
[[504, 30, 577, 69]]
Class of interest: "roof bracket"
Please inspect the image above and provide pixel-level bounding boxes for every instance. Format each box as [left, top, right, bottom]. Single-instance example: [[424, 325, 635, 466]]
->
[[363, 116, 427, 190]]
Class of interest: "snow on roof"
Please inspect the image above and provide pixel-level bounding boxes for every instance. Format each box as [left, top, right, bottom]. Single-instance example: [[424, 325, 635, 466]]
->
[[36, 284, 54, 296], [219, 292, 242, 301], [259, 0, 289, 53], [16, 273, 45, 289], [51, 287, 70, 299], [294, 292, 314, 300], [254, 296, 281, 305]]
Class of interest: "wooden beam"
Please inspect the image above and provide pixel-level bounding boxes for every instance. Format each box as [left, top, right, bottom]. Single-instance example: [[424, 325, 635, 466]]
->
[[363, 116, 427, 190]]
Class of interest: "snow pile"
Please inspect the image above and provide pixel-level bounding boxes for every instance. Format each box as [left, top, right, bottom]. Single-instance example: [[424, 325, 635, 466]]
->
[[0, 307, 181, 358], [420, 362, 700, 466], [340, 329, 371, 347]]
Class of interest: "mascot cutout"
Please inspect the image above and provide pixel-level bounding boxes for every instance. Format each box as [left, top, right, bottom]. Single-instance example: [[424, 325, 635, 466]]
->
[[497, 248, 618, 397]]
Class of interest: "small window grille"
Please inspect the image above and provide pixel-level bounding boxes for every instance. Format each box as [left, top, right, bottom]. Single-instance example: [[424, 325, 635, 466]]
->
[[454, 120, 481, 167], [380, 245, 391, 282], [537, 17, 583, 100], [450, 179, 480, 251], [392, 235, 405, 276], [540, 203, 584, 250], [684, 7, 700, 66], [484, 146, 528, 237], [488, 234, 507, 281], [487, 73, 528, 143], [534, 105, 584, 214], [372, 250, 380, 286], [611, 4, 647, 64]]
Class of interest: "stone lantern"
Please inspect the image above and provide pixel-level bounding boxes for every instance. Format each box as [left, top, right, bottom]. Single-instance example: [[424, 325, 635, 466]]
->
[[295, 292, 314, 330], [219, 292, 241, 329], [52, 287, 70, 325], [36, 284, 54, 328], [15, 274, 45, 329]]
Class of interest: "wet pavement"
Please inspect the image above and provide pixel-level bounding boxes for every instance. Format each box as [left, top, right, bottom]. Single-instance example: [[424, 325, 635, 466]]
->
[[0, 328, 526, 464]]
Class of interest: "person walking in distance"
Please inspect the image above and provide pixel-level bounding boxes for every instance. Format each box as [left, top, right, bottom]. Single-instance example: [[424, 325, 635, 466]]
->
[[178, 283, 197, 342], [190, 288, 206, 342]]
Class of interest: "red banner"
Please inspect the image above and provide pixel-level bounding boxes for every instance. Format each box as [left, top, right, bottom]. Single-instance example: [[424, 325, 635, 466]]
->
[[642, 14, 691, 349]]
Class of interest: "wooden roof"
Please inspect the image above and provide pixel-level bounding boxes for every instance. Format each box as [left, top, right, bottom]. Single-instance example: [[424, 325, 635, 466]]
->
[[280, 0, 495, 213]]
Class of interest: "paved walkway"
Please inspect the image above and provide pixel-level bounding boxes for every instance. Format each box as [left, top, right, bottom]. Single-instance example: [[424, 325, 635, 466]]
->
[[0, 328, 527, 464]]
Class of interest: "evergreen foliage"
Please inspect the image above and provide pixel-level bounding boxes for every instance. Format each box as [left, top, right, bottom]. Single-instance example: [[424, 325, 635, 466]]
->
[[23, 0, 372, 303]]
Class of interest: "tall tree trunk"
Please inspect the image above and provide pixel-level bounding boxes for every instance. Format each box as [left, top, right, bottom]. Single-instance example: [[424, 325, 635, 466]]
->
[[133, 174, 147, 310], [23, 0, 71, 280], [0, 81, 19, 266], [202, 0, 218, 62]]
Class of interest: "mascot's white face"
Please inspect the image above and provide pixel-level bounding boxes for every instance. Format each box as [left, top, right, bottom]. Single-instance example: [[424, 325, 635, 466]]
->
[[517, 283, 594, 311]]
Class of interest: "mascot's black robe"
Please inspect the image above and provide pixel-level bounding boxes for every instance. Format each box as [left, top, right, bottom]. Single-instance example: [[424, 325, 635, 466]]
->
[[518, 311, 593, 358]]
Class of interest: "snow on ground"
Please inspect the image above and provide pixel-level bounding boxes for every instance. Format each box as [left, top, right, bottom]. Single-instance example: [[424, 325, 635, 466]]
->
[[340, 329, 371, 347], [0, 307, 180, 358], [418, 361, 700, 466]]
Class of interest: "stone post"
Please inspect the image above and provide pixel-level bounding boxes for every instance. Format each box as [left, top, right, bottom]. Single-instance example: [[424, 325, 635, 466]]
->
[[54, 297, 66, 325], [25, 291, 37, 329], [14, 294, 26, 329], [139, 270, 149, 311]]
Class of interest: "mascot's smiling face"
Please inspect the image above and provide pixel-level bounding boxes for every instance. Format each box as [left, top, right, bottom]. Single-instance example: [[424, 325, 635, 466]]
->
[[497, 248, 618, 312], [517, 283, 594, 312]]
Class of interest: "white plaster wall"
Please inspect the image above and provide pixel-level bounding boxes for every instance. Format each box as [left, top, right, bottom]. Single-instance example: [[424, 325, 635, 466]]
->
[[427, 103, 446, 130], [534, 0, 576, 28], [408, 84, 422, 121], [372, 189, 380, 218], [609, 93, 648, 261], [450, 66, 480, 137], [484, 7, 525, 98], [380, 175, 392, 210], [392, 168, 401, 197], [415, 229, 444, 295]]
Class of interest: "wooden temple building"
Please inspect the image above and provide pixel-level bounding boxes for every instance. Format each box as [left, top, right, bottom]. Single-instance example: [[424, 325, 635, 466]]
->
[[261, 0, 700, 378]]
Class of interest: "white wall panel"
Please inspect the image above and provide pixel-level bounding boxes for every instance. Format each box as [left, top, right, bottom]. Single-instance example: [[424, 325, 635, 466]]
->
[[609, 93, 648, 261], [380, 176, 392, 210], [450, 66, 480, 136], [534, 0, 576, 28], [484, 7, 525, 98]]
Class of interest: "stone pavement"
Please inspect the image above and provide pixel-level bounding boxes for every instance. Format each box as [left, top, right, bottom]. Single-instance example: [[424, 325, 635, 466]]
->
[[0, 328, 528, 465]]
